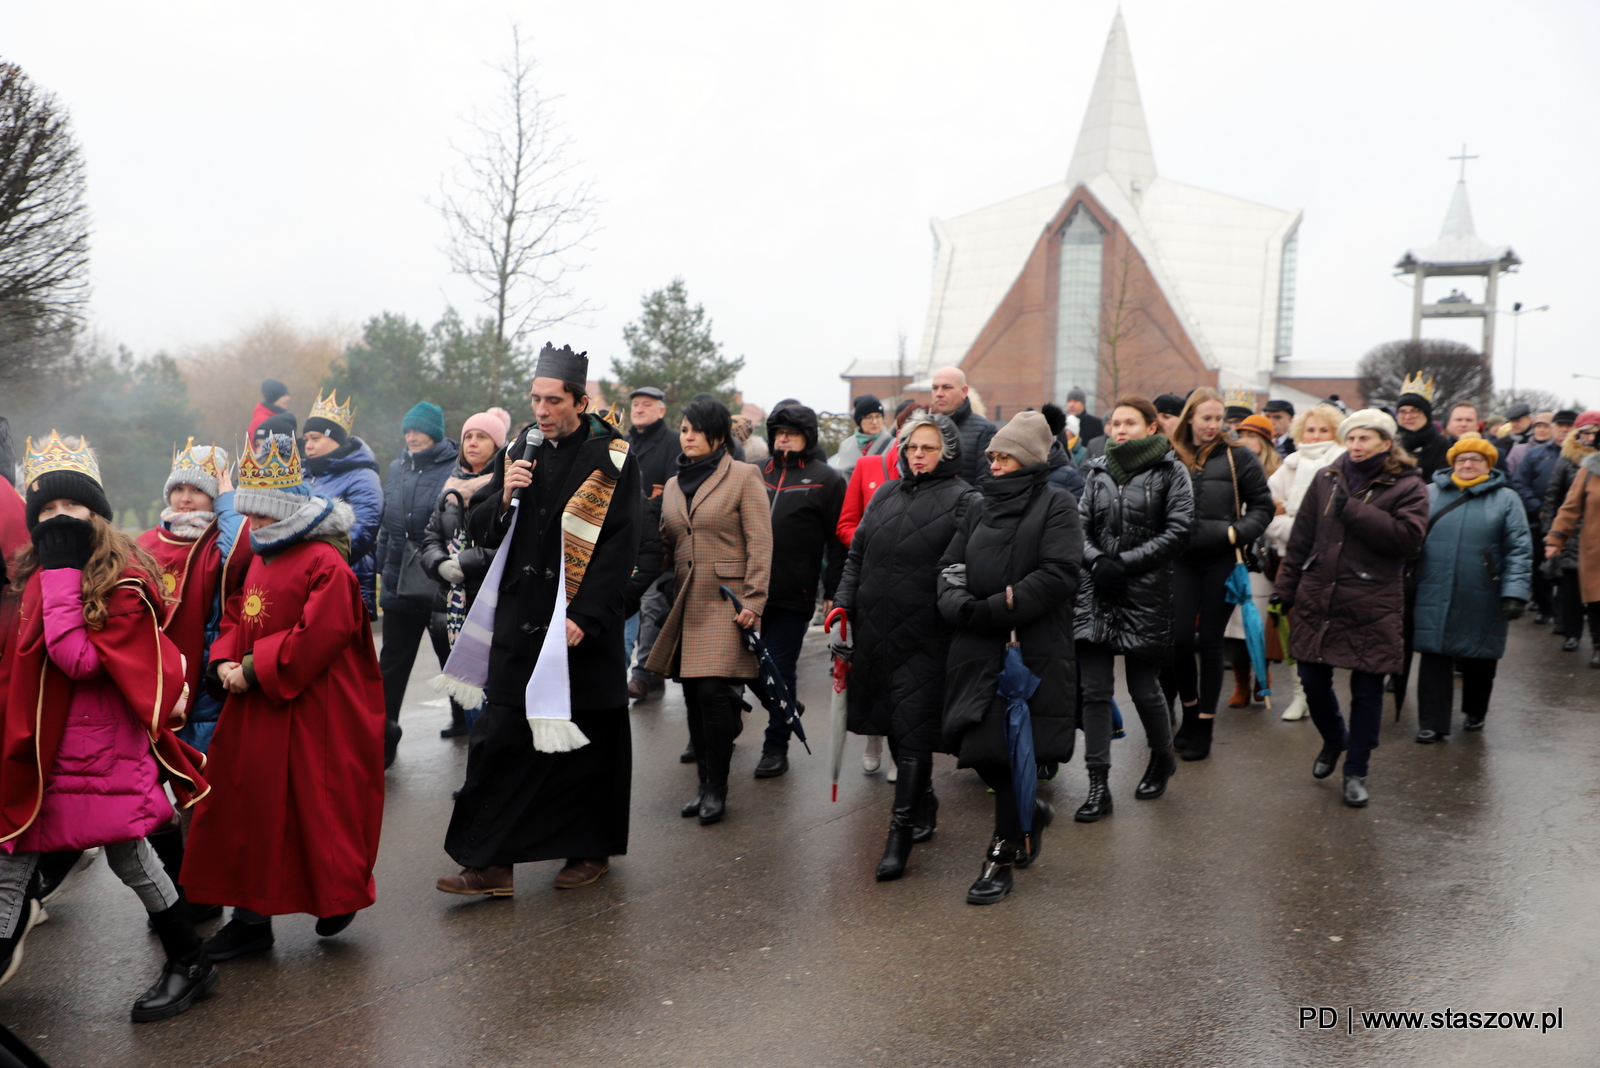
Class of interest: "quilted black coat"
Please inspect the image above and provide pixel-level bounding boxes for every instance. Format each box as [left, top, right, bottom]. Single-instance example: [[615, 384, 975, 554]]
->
[[1074, 450, 1195, 657], [937, 464, 1082, 766], [834, 418, 974, 754], [1182, 441, 1274, 559]]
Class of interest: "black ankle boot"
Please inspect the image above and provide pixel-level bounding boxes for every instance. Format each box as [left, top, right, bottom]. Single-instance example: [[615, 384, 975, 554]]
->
[[681, 747, 709, 818], [1135, 746, 1177, 800], [875, 756, 930, 881], [1172, 703, 1199, 752], [1312, 743, 1343, 779], [966, 837, 1019, 905], [1074, 767, 1113, 822], [911, 781, 939, 844], [698, 739, 731, 825], [1178, 715, 1214, 761], [202, 915, 274, 961], [132, 903, 218, 1022]]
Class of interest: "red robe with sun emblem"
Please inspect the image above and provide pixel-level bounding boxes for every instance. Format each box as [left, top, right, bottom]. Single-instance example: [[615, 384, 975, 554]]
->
[[179, 537, 386, 917], [136, 515, 252, 722]]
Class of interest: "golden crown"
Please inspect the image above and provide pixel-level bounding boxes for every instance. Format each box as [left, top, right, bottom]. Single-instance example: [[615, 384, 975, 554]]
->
[[24, 430, 102, 487], [308, 389, 355, 434], [170, 437, 226, 479], [1222, 385, 1257, 410], [1399, 372, 1436, 403], [238, 435, 303, 491]]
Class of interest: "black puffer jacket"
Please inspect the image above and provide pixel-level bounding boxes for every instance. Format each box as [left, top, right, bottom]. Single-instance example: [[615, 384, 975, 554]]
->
[[948, 398, 997, 485], [1075, 449, 1195, 658], [377, 437, 461, 612], [834, 415, 974, 754], [420, 466, 498, 616], [763, 405, 846, 616], [937, 465, 1081, 766], [1181, 441, 1274, 559]]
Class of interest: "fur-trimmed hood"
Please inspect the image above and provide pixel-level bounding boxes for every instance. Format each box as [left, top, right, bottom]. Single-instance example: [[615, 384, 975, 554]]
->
[[248, 497, 354, 558], [1564, 434, 1597, 466]]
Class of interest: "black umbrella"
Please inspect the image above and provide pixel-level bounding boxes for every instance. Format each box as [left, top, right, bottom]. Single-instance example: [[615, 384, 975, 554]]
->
[[719, 585, 810, 753]]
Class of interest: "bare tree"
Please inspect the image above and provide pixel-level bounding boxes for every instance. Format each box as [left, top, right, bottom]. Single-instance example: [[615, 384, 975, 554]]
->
[[1098, 244, 1147, 402], [438, 27, 598, 399], [0, 63, 90, 387], [1489, 387, 1566, 419], [1357, 338, 1491, 417]]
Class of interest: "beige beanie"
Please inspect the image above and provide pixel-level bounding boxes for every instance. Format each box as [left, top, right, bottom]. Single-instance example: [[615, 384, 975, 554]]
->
[[988, 410, 1054, 469]]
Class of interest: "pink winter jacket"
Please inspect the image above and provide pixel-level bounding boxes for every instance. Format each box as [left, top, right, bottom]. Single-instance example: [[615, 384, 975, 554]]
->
[[11, 569, 173, 853]]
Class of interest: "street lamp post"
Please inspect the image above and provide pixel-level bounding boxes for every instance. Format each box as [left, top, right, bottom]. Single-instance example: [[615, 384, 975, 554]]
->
[[1505, 301, 1550, 396]]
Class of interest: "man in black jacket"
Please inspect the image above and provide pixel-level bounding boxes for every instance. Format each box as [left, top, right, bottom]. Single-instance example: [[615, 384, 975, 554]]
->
[[624, 386, 680, 701], [438, 344, 642, 898], [754, 403, 846, 777], [929, 366, 996, 484], [1067, 386, 1104, 445], [1395, 391, 1451, 480]]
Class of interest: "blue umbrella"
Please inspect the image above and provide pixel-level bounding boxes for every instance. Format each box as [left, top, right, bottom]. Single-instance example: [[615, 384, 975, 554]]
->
[[719, 585, 810, 753], [1224, 559, 1271, 708], [996, 629, 1041, 846]]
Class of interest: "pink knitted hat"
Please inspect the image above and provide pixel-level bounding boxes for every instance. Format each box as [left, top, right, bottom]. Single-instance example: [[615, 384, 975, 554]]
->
[[461, 407, 511, 450]]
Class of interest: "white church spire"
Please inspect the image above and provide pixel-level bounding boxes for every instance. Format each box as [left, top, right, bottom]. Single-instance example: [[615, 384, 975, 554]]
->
[[1438, 179, 1477, 240], [1065, 11, 1157, 195]]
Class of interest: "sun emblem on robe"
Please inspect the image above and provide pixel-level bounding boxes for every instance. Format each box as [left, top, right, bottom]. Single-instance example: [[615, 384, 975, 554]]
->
[[162, 570, 179, 595], [242, 585, 270, 627]]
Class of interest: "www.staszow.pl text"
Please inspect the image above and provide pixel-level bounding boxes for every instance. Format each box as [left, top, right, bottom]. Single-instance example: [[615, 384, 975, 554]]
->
[[1300, 1007, 1563, 1033]]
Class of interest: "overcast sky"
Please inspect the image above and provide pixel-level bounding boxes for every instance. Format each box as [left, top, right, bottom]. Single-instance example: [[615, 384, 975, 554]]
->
[[3, 0, 1595, 415]]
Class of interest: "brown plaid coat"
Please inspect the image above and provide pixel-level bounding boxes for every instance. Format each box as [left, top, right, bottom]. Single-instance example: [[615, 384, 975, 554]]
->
[[646, 454, 773, 679]]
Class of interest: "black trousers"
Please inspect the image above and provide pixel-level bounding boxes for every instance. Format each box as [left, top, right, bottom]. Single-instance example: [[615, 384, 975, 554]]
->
[[1531, 565, 1554, 618], [1080, 644, 1171, 769], [379, 606, 449, 723], [1299, 662, 1384, 778], [1555, 570, 1588, 639], [973, 762, 1024, 842], [683, 677, 744, 780], [1417, 653, 1498, 735], [1171, 554, 1234, 715]]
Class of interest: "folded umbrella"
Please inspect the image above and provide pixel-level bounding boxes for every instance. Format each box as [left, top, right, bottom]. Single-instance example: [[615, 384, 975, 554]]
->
[[1224, 558, 1271, 709], [719, 585, 810, 754], [823, 608, 851, 802], [995, 587, 1041, 848]]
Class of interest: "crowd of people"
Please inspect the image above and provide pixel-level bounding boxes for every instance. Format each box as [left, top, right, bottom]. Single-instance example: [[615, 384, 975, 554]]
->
[[0, 357, 1594, 1024]]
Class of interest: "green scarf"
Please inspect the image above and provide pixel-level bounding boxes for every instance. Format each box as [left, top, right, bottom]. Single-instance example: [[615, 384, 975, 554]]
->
[[1104, 432, 1171, 485]]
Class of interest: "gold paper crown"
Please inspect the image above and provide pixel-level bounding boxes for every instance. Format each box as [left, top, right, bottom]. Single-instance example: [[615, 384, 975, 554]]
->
[[1399, 372, 1436, 403], [24, 430, 102, 486], [1222, 385, 1256, 410], [238, 435, 303, 490], [308, 389, 355, 434], [170, 437, 225, 479]]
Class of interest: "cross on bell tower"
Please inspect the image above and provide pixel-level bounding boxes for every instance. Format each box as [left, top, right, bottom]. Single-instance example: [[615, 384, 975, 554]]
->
[[1394, 149, 1520, 364]]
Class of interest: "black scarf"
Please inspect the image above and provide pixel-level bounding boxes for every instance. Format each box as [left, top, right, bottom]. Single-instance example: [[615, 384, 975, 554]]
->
[[1340, 451, 1387, 496], [980, 463, 1048, 520], [1399, 420, 1439, 457], [677, 446, 727, 501]]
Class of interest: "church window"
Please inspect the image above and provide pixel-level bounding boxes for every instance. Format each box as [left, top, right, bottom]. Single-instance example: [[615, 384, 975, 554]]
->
[[1055, 206, 1105, 408], [1275, 228, 1298, 360]]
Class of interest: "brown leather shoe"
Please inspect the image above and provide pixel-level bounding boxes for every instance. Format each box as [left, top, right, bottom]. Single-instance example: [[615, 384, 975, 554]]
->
[[436, 866, 514, 897], [553, 857, 609, 889]]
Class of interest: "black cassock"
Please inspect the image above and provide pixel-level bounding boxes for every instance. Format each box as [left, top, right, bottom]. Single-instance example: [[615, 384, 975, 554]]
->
[[445, 418, 642, 867]]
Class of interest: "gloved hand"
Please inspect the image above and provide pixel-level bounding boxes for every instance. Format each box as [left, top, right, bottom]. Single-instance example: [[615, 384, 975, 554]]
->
[[1269, 592, 1292, 611], [437, 556, 466, 585], [1329, 486, 1349, 519], [1502, 597, 1526, 621], [940, 562, 967, 589], [33, 514, 95, 570], [1091, 555, 1126, 596]]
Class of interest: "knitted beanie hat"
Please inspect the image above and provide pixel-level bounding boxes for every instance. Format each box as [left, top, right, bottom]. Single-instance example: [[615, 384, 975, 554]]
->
[[402, 402, 446, 443], [461, 409, 509, 450], [1338, 408, 1398, 444], [235, 435, 312, 522], [988, 410, 1054, 469], [164, 442, 227, 502], [1446, 432, 1498, 466], [852, 394, 885, 428]]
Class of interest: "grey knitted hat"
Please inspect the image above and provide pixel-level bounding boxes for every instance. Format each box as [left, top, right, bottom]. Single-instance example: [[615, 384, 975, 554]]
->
[[988, 410, 1054, 468]]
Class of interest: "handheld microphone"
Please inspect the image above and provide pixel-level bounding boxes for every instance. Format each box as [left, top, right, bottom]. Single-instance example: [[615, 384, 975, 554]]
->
[[509, 426, 545, 508]]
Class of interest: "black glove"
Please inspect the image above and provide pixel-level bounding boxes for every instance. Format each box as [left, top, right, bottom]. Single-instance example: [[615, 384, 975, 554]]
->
[[33, 514, 95, 570], [1091, 555, 1127, 596], [1269, 592, 1292, 611], [1502, 598, 1526, 621], [1329, 487, 1349, 519]]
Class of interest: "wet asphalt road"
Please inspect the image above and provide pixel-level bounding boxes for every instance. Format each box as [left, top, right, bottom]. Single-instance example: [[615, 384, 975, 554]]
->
[[5, 619, 1600, 1067]]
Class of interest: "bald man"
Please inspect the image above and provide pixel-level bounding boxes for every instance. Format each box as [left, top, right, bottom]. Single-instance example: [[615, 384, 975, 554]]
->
[[928, 366, 996, 482]]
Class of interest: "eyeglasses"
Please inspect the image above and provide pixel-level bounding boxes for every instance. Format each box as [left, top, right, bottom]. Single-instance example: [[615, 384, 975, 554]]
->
[[903, 444, 941, 455]]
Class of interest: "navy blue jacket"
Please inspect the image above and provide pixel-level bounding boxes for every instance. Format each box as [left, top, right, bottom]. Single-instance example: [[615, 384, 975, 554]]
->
[[377, 437, 460, 612], [1511, 438, 1562, 523], [303, 437, 384, 611]]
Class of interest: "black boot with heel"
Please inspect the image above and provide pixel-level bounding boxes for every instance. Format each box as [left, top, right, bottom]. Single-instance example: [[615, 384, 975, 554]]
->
[[875, 756, 931, 881], [1074, 767, 1113, 822], [132, 903, 218, 1022], [1135, 746, 1177, 800], [966, 838, 1019, 905]]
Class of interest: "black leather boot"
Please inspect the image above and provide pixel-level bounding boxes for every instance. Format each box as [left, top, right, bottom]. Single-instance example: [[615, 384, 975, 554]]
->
[[679, 738, 697, 763], [1178, 715, 1214, 761], [966, 837, 1019, 905], [1172, 703, 1199, 754], [132, 903, 218, 1022], [698, 738, 732, 826], [202, 915, 274, 961], [911, 776, 939, 844], [1312, 743, 1343, 779], [1074, 767, 1113, 822], [875, 756, 930, 881], [1135, 746, 1176, 799], [1014, 801, 1054, 869], [681, 750, 709, 818]]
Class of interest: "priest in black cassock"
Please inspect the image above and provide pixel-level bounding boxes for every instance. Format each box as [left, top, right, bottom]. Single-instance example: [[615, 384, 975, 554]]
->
[[436, 344, 643, 895]]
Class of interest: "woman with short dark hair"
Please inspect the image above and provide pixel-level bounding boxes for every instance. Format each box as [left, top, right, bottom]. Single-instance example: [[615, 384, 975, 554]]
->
[[646, 398, 772, 825]]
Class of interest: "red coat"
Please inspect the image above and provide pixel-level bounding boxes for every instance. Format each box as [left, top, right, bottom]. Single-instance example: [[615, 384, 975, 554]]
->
[[246, 402, 281, 443], [180, 538, 386, 917], [837, 444, 900, 547], [0, 570, 207, 848], [137, 521, 252, 706], [0, 483, 28, 664]]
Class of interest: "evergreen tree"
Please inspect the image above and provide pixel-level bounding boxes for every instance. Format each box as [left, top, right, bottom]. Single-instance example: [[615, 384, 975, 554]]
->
[[603, 278, 743, 421], [322, 312, 431, 468]]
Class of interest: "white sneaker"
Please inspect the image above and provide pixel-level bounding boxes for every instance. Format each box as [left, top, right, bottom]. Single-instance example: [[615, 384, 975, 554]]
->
[[0, 897, 42, 989], [861, 735, 883, 774]]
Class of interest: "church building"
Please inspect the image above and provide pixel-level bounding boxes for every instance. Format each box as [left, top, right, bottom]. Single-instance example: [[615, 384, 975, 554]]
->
[[843, 13, 1358, 418]]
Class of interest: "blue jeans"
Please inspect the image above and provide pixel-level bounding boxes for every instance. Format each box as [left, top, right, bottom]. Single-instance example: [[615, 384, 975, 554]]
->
[[756, 608, 812, 755], [1298, 662, 1384, 777], [623, 612, 640, 678]]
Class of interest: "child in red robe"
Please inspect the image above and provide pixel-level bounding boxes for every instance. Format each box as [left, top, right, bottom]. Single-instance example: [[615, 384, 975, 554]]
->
[[181, 436, 386, 959], [0, 432, 214, 1021]]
